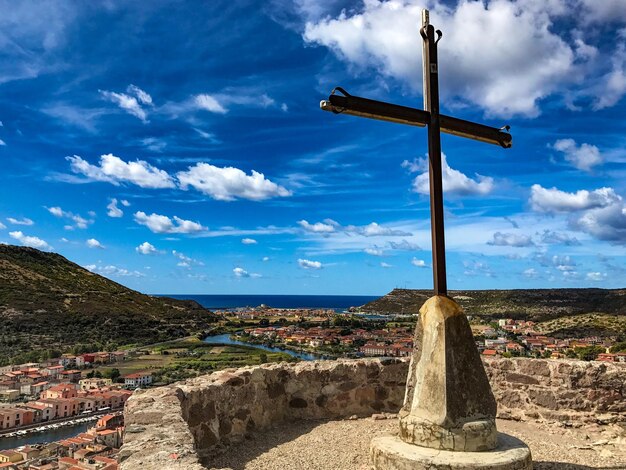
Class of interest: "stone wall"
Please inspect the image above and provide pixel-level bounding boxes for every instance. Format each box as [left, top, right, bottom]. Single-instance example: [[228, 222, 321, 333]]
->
[[119, 357, 625, 470], [485, 357, 626, 423]]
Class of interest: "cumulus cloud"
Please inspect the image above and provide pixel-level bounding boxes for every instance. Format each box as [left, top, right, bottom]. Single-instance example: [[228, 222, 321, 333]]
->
[[529, 184, 620, 213], [411, 258, 428, 268], [403, 154, 494, 196], [364, 247, 384, 256], [352, 222, 411, 237], [586, 271, 607, 281], [86, 238, 104, 249], [233, 267, 261, 278], [570, 202, 626, 243], [7, 217, 34, 226], [523, 268, 539, 279], [134, 211, 206, 234], [387, 239, 420, 251], [100, 84, 153, 122], [67, 154, 175, 189], [135, 242, 162, 255], [241, 238, 257, 245], [539, 230, 581, 246], [304, 0, 585, 117], [552, 139, 602, 171], [85, 264, 144, 277], [106, 198, 124, 217], [172, 250, 204, 268], [487, 232, 534, 247], [0, 222, 5, 229], [298, 258, 323, 269], [9, 231, 51, 250], [177, 163, 291, 201], [298, 219, 337, 233], [380, 262, 393, 268], [46, 206, 93, 230]]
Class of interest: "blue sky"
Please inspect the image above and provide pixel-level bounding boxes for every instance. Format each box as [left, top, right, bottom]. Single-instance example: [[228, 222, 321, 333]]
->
[[1, 0, 625, 295]]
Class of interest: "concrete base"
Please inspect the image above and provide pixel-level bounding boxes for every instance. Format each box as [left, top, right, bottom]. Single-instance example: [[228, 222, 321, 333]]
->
[[370, 433, 532, 470]]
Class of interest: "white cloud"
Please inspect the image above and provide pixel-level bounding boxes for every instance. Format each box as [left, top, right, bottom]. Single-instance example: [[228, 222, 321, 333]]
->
[[405, 154, 494, 196], [586, 272, 607, 281], [529, 184, 621, 213], [241, 238, 257, 245], [552, 139, 602, 171], [487, 232, 534, 248], [194, 94, 227, 114], [0, 139, 5, 146], [100, 84, 153, 122], [233, 267, 249, 278], [86, 238, 104, 249], [0, 222, 5, 229], [134, 211, 207, 234], [136, 242, 161, 255], [351, 222, 411, 237], [298, 258, 323, 269], [523, 268, 539, 279], [172, 250, 204, 268], [9, 231, 51, 250], [262, 256, 270, 262], [85, 264, 144, 277], [233, 267, 262, 278], [387, 239, 420, 251], [570, 201, 626, 243], [67, 154, 175, 189], [120, 200, 130, 207], [106, 198, 124, 218], [364, 247, 384, 256], [46, 206, 92, 229], [298, 219, 337, 233], [380, 262, 393, 268], [177, 163, 291, 201], [411, 258, 428, 268], [539, 230, 581, 246], [304, 0, 582, 117], [7, 217, 34, 226]]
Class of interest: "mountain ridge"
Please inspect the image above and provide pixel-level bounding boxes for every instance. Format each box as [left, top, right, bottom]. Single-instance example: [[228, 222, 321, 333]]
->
[[0, 244, 217, 363]]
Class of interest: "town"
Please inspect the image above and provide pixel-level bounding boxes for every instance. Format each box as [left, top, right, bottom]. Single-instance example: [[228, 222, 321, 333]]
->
[[0, 351, 154, 470], [235, 314, 626, 363]]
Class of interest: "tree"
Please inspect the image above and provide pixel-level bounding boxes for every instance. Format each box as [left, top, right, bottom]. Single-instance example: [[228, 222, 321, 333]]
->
[[259, 353, 268, 364], [576, 346, 604, 361]]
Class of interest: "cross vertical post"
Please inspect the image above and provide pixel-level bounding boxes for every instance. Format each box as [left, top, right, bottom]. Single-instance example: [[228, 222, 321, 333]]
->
[[421, 10, 447, 296]]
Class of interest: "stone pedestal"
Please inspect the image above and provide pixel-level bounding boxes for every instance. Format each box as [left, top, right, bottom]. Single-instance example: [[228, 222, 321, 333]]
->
[[370, 296, 532, 470]]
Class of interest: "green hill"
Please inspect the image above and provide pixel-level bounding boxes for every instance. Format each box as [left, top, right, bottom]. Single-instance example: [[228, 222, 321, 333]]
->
[[360, 288, 626, 322], [0, 245, 217, 364]]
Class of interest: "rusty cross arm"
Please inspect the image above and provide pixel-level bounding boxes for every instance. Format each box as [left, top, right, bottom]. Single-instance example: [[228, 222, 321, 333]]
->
[[320, 91, 512, 149]]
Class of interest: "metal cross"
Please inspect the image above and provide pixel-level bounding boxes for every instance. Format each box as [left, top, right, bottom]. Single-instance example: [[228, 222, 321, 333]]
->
[[320, 9, 512, 297]]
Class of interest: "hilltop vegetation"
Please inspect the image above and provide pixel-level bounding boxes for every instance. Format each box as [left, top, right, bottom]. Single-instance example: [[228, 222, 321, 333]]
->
[[0, 245, 218, 364], [360, 288, 626, 337]]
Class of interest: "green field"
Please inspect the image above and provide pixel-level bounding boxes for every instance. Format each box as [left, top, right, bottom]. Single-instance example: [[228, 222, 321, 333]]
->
[[91, 338, 296, 384]]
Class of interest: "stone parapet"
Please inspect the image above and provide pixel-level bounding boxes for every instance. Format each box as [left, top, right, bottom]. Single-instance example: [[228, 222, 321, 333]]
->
[[119, 357, 625, 469]]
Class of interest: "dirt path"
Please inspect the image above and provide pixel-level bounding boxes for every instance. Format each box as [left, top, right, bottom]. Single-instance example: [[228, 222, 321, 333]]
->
[[207, 417, 626, 470]]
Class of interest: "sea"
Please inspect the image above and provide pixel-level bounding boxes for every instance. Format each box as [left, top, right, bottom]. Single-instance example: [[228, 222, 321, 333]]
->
[[162, 294, 379, 311]]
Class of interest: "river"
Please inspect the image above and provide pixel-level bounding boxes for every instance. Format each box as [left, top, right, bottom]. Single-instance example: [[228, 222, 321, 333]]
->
[[0, 421, 91, 451], [203, 334, 326, 361]]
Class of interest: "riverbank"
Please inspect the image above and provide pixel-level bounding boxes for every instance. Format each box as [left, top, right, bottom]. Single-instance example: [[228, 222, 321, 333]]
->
[[203, 333, 329, 361]]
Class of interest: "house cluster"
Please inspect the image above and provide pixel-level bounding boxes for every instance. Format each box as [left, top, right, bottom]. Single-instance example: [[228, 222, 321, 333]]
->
[[221, 306, 335, 321], [0, 383, 132, 430], [0, 352, 130, 404], [242, 325, 414, 357], [478, 319, 625, 362], [0, 413, 123, 469]]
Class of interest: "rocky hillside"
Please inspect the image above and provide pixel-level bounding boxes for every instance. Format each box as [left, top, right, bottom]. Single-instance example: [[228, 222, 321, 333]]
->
[[360, 288, 626, 322], [0, 245, 217, 362]]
